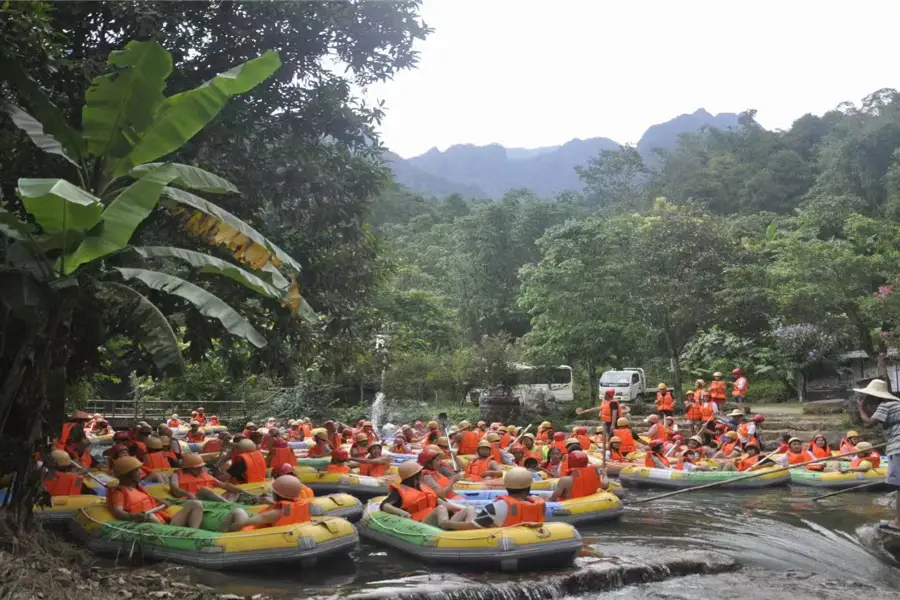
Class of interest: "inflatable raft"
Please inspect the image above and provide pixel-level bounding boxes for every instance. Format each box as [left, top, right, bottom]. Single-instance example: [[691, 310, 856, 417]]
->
[[358, 505, 581, 571], [293, 469, 393, 499], [453, 477, 626, 498], [441, 489, 622, 525], [0, 490, 105, 525], [789, 467, 888, 489], [619, 465, 790, 489], [70, 504, 358, 569]]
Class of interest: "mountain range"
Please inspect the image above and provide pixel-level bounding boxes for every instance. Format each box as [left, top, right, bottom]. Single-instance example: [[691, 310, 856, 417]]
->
[[384, 109, 741, 199]]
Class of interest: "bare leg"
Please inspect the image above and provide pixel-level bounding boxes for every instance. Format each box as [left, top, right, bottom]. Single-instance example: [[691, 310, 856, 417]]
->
[[198, 487, 230, 503], [219, 508, 251, 532], [170, 499, 204, 528]]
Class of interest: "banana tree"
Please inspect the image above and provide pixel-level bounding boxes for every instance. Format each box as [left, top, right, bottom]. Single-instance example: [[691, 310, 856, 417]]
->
[[0, 40, 314, 522]]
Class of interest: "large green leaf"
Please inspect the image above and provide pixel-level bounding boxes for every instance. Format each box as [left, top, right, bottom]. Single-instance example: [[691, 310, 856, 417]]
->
[[162, 186, 302, 274], [114, 267, 267, 348], [130, 246, 286, 299], [97, 281, 185, 375], [82, 40, 171, 162], [130, 163, 238, 194], [16, 179, 103, 234], [0, 57, 85, 162], [63, 164, 179, 274], [121, 51, 280, 175], [4, 105, 79, 166]]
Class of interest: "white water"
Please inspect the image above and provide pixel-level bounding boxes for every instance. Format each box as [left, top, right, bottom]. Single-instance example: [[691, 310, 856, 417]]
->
[[371, 392, 386, 430]]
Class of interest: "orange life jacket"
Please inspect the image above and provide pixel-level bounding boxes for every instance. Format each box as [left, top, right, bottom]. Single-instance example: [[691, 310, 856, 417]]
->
[[499, 433, 511, 447], [43, 472, 83, 496], [497, 495, 546, 525], [360, 461, 389, 477], [108, 485, 167, 523], [327, 464, 351, 474], [609, 448, 627, 462], [576, 434, 592, 451], [175, 469, 217, 494], [685, 397, 702, 421], [850, 453, 881, 469], [656, 392, 674, 411], [235, 450, 267, 483], [551, 440, 567, 454], [458, 430, 480, 455], [209, 417, 219, 426], [722, 441, 740, 457], [195, 415, 206, 425], [536, 430, 551, 443], [58, 421, 80, 448], [244, 500, 311, 530], [300, 425, 312, 438], [567, 466, 601, 498], [839, 439, 857, 454], [66, 445, 93, 469], [489, 443, 504, 463], [143, 451, 172, 471], [465, 457, 494, 481], [786, 449, 821, 470], [349, 443, 369, 457], [809, 444, 831, 459], [709, 380, 727, 401], [390, 483, 438, 521], [600, 399, 614, 423], [699, 403, 715, 422], [423, 468, 461, 499], [268, 446, 296, 469], [676, 453, 697, 470], [644, 452, 671, 469], [737, 455, 760, 472], [187, 430, 206, 443], [733, 376, 748, 397], [522, 446, 543, 462], [130, 440, 148, 459], [201, 439, 222, 453], [612, 428, 637, 453]]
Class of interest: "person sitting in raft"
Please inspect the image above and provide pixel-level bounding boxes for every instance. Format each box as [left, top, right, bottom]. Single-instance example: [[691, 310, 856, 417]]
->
[[558, 438, 582, 473], [358, 441, 392, 477], [775, 432, 792, 453], [306, 429, 332, 458], [128, 423, 153, 461], [195, 407, 207, 426], [43, 450, 94, 496], [380, 461, 477, 530], [417, 421, 441, 446], [221, 475, 312, 532], [839, 430, 862, 454], [484, 432, 507, 463], [91, 419, 111, 437], [322, 449, 357, 473], [536, 420, 553, 443], [435, 436, 455, 462], [474, 467, 546, 527], [807, 433, 833, 459], [644, 440, 671, 469], [242, 421, 258, 438], [549, 431, 568, 455], [465, 440, 504, 481], [64, 429, 97, 470], [838, 441, 881, 473], [57, 410, 91, 450], [167, 413, 181, 429], [169, 453, 246, 502], [550, 451, 609, 500], [734, 442, 763, 471], [453, 420, 481, 455], [392, 433, 411, 454], [202, 431, 230, 454], [419, 448, 463, 499], [500, 424, 518, 447], [542, 446, 564, 478], [776, 437, 821, 470], [108, 456, 205, 527], [141, 437, 176, 481], [606, 436, 628, 462], [613, 418, 642, 454], [509, 444, 526, 466], [592, 426, 606, 450], [266, 434, 296, 469], [677, 436, 712, 471], [664, 415, 680, 437], [225, 439, 267, 484], [523, 456, 544, 480], [186, 421, 206, 444], [520, 433, 543, 462], [713, 431, 742, 459]]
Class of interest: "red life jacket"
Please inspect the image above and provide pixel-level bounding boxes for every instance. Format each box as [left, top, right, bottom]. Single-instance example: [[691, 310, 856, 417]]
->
[[567, 466, 601, 499], [175, 469, 217, 494], [360, 461, 389, 477], [458, 431, 480, 455], [389, 483, 438, 521], [235, 450, 267, 483], [195, 415, 206, 425], [609, 448, 627, 461], [465, 457, 493, 481], [201, 439, 222, 453], [187, 430, 206, 443], [498, 495, 546, 525], [612, 428, 637, 453], [58, 421, 80, 448], [268, 446, 296, 469], [576, 434, 592, 451], [43, 472, 83, 496], [66, 444, 93, 469]]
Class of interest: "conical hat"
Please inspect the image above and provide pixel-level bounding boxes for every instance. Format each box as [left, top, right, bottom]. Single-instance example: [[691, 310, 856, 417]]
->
[[853, 379, 899, 401]]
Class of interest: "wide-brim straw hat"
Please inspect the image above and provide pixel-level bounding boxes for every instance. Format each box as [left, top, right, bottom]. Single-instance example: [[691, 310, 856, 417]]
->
[[853, 379, 900, 401]]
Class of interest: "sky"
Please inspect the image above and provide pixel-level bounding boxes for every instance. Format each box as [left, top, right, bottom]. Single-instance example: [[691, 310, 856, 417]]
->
[[365, 0, 900, 158]]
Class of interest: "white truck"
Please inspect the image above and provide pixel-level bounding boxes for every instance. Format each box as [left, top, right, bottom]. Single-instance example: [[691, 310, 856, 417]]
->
[[598, 367, 647, 403]]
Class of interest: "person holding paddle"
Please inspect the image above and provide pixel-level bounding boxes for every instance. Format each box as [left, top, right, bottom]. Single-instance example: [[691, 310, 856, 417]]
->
[[855, 379, 900, 529]]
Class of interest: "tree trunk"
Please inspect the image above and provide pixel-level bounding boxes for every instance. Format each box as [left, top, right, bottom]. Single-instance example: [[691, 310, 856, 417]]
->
[[671, 354, 682, 405], [795, 371, 806, 403], [587, 360, 597, 405]]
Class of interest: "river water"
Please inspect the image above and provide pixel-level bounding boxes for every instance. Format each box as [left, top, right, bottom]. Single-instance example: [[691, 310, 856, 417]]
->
[[182, 487, 900, 600]]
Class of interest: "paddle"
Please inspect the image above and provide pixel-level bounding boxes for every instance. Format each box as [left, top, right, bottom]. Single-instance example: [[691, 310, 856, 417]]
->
[[444, 428, 461, 472], [747, 448, 780, 471], [629, 442, 887, 505], [504, 424, 532, 451], [811, 480, 885, 501]]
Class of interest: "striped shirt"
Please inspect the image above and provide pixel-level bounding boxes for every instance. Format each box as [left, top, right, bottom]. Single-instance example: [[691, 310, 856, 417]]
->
[[872, 400, 900, 456]]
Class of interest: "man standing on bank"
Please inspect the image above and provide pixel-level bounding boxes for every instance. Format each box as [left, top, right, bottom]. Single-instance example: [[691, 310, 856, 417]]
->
[[856, 378, 900, 528]]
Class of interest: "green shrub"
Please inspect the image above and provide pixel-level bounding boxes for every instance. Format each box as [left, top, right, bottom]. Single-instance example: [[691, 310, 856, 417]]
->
[[747, 378, 792, 403]]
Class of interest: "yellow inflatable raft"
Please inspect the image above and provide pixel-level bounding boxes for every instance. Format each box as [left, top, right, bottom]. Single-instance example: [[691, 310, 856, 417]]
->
[[359, 502, 582, 571], [439, 489, 622, 525], [790, 467, 888, 489], [34, 494, 106, 524], [70, 504, 358, 569]]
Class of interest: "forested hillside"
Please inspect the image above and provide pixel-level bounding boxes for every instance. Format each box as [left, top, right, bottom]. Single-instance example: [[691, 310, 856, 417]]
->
[[373, 93, 900, 406]]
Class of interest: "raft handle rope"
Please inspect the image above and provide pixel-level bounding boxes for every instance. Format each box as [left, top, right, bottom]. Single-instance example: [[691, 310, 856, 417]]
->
[[369, 514, 553, 540]]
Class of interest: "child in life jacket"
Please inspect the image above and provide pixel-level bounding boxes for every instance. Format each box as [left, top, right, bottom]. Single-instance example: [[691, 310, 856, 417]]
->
[[644, 440, 672, 469], [186, 421, 206, 443], [419, 449, 463, 499], [807, 433, 833, 459], [837, 441, 881, 473], [380, 461, 477, 530], [42, 449, 94, 497], [356, 441, 393, 477], [839, 430, 862, 454], [220, 475, 313, 531], [550, 451, 609, 500], [169, 453, 246, 502], [522, 457, 545, 481], [465, 441, 504, 481], [606, 437, 628, 462], [107, 456, 204, 527], [474, 467, 547, 527], [542, 446, 564, 478], [776, 437, 820, 470]]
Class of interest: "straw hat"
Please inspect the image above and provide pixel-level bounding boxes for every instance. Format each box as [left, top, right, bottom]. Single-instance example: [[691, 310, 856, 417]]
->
[[729, 409, 744, 417], [853, 379, 899, 401]]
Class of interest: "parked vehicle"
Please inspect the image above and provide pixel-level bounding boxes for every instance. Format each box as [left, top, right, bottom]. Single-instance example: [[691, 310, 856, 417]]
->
[[599, 368, 647, 403]]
